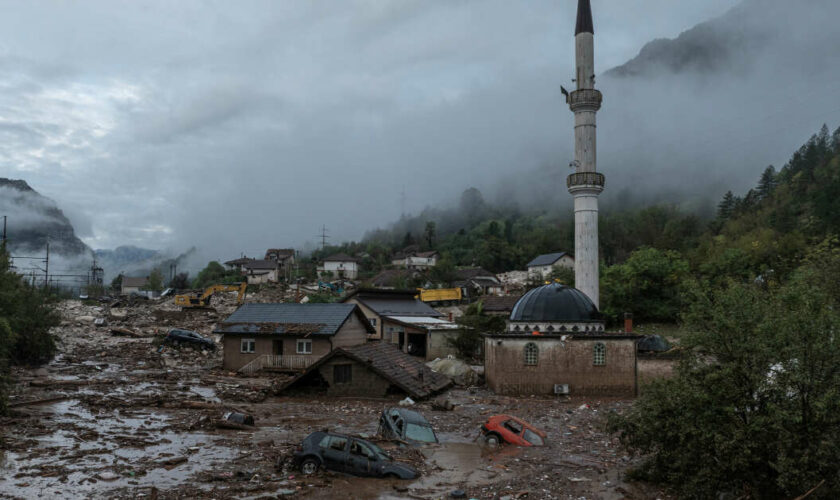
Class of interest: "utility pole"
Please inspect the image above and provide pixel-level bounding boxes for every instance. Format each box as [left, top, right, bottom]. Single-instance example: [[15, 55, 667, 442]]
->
[[1, 215, 6, 249], [400, 185, 406, 218], [318, 225, 329, 251], [44, 240, 50, 290]]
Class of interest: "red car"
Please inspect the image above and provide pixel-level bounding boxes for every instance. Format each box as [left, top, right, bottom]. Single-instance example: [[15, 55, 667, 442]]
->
[[480, 415, 546, 447]]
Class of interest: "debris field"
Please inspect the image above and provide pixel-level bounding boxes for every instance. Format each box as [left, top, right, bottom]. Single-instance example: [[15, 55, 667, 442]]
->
[[0, 295, 670, 499]]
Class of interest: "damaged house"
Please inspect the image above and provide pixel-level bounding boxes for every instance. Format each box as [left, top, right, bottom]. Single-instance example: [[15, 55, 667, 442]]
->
[[277, 342, 452, 399], [526, 252, 574, 280], [342, 289, 447, 358], [241, 260, 281, 284], [317, 253, 359, 279], [215, 303, 374, 373]]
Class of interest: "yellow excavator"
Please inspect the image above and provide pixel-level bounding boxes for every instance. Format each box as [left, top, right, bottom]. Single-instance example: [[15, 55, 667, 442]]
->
[[174, 282, 247, 309]]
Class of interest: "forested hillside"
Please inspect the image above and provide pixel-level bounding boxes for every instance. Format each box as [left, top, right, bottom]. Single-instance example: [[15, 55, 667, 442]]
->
[[313, 124, 840, 323]]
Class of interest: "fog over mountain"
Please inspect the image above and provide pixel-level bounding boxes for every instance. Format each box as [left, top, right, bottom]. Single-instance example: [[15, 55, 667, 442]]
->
[[1, 0, 838, 259]]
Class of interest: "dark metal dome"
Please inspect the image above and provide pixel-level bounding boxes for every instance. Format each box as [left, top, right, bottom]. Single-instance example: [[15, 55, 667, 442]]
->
[[510, 283, 600, 322]]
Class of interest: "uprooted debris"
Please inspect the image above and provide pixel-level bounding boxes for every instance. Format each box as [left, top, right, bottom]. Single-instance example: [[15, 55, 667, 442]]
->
[[426, 356, 480, 386]]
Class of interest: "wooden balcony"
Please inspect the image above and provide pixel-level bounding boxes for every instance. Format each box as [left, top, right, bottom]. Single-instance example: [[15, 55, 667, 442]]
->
[[238, 354, 316, 375]]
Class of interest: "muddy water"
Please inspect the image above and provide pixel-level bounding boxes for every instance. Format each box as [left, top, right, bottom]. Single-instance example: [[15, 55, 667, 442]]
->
[[0, 399, 238, 499]]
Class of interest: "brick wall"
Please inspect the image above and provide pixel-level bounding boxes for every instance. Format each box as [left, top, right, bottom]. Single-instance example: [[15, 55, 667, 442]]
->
[[484, 337, 637, 397]]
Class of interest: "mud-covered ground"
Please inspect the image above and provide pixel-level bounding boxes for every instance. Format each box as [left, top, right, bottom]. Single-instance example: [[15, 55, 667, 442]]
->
[[0, 298, 669, 499]]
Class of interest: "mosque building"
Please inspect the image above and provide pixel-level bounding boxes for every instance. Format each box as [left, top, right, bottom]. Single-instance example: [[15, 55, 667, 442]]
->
[[484, 0, 642, 397]]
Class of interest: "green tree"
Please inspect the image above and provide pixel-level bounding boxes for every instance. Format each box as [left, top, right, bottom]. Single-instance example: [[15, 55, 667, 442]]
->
[[447, 301, 506, 359], [601, 247, 689, 323], [424, 221, 436, 248], [548, 265, 575, 287], [142, 269, 164, 292], [192, 261, 241, 289], [110, 273, 123, 292], [608, 277, 840, 498]]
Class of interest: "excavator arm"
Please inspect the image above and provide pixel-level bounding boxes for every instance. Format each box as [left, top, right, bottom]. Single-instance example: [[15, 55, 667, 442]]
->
[[174, 282, 246, 308]]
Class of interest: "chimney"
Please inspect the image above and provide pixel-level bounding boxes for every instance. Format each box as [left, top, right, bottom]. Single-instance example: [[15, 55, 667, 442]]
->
[[624, 312, 633, 334]]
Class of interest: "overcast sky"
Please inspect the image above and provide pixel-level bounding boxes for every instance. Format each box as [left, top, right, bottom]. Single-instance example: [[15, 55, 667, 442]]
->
[[0, 0, 810, 261]]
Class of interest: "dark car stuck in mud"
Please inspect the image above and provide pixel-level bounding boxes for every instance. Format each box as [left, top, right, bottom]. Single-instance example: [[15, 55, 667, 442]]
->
[[293, 431, 419, 479], [378, 407, 439, 445], [163, 328, 216, 350]]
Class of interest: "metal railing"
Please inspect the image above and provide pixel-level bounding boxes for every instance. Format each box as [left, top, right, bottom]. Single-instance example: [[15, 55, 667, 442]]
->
[[238, 354, 316, 375], [567, 172, 606, 189]]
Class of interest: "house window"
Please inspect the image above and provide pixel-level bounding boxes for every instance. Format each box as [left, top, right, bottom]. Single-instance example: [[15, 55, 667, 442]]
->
[[297, 339, 312, 354], [241, 339, 256, 353], [524, 343, 538, 365], [369, 318, 377, 327], [333, 364, 352, 384], [593, 342, 606, 366]]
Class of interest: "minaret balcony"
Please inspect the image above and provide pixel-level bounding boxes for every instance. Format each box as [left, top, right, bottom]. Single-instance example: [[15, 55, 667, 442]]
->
[[568, 89, 602, 112], [567, 172, 605, 193]]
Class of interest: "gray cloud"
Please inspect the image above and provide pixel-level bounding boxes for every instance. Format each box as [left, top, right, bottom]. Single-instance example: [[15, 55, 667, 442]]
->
[[4, 0, 837, 272]]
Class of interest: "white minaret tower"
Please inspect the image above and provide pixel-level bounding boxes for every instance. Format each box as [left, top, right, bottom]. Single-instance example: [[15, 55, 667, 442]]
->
[[566, 0, 604, 308]]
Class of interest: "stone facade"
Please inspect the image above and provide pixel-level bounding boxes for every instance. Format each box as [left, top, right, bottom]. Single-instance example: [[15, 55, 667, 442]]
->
[[484, 334, 638, 397]]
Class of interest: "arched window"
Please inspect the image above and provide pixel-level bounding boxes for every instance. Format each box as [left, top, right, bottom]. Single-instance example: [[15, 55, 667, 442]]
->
[[524, 343, 539, 366], [593, 342, 606, 366]]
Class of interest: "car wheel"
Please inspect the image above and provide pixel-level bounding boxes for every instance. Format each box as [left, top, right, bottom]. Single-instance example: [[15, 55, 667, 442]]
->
[[385, 472, 400, 479], [300, 457, 320, 475], [484, 433, 501, 447]]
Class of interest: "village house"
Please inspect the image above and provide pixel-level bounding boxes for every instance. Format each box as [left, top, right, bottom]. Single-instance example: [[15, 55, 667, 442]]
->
[[264, 248, 295, 266], [453, 267, 503, 297], [526, 252, 575, 280], [120, 276, 149, 295], [276, 342, 452, 399], [377, 315, 461, 360], [241, 259, 280, 284], [318, 253, 359, 279], [223, 257, 255, 273], [342, 289, 443, 352], [368, 269, 416, 289], [480, 294, 523, 317], [484, 283, 640, 397], [214, 303, 374, 373]]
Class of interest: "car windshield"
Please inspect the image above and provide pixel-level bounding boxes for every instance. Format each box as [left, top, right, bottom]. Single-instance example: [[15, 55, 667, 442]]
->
[[405, 423, 437, 443], [523, 429, 544, 446]]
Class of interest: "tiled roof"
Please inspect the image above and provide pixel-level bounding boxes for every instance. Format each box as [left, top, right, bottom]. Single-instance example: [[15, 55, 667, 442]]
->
[[224, 257, 255, 266], [323, 253, 359, 262], [215, 303, 373, 336], [280, 343, 452, 399], [358, 297, 442, 317], [243, 259, 279, 270], [481, 295, 522, 312], [122, 276, 148, 287], [526, 252, 572, 267]]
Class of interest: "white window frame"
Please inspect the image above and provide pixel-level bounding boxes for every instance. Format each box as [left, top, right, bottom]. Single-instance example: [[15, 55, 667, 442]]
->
[[369, 318, 377, 327], [241, 338, 256, 354], [297, 339, 313, 354]]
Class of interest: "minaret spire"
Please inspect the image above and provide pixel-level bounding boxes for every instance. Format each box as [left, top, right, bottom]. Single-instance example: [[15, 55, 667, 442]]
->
[[567, 0, 604, 308], [575, 0, 594, 35]]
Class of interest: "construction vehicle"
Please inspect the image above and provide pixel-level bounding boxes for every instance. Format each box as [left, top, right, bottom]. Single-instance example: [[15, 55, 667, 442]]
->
[[174, 282, 247, 309], [416, 287, 462, 306]]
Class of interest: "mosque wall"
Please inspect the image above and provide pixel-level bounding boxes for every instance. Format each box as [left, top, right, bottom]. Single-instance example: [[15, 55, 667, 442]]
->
[[484, 336, 637, 397]]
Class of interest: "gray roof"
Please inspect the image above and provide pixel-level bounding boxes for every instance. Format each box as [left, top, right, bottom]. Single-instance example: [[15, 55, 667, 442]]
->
[[122, 276, 148, 287], [323, 253, 359, 262], [527, 252, 572, 268], [215, 303, 373, 336], [243, 259, 279, 270], [357, 297, 442, 317], [575, 0, 593, 35]]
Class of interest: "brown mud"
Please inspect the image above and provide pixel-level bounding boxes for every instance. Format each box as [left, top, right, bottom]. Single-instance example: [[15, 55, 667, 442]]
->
[[0, 296, 670, 499]]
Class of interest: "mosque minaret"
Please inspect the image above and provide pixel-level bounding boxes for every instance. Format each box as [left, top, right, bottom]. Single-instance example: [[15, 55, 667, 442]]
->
[[565, 0, 604, 308]]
